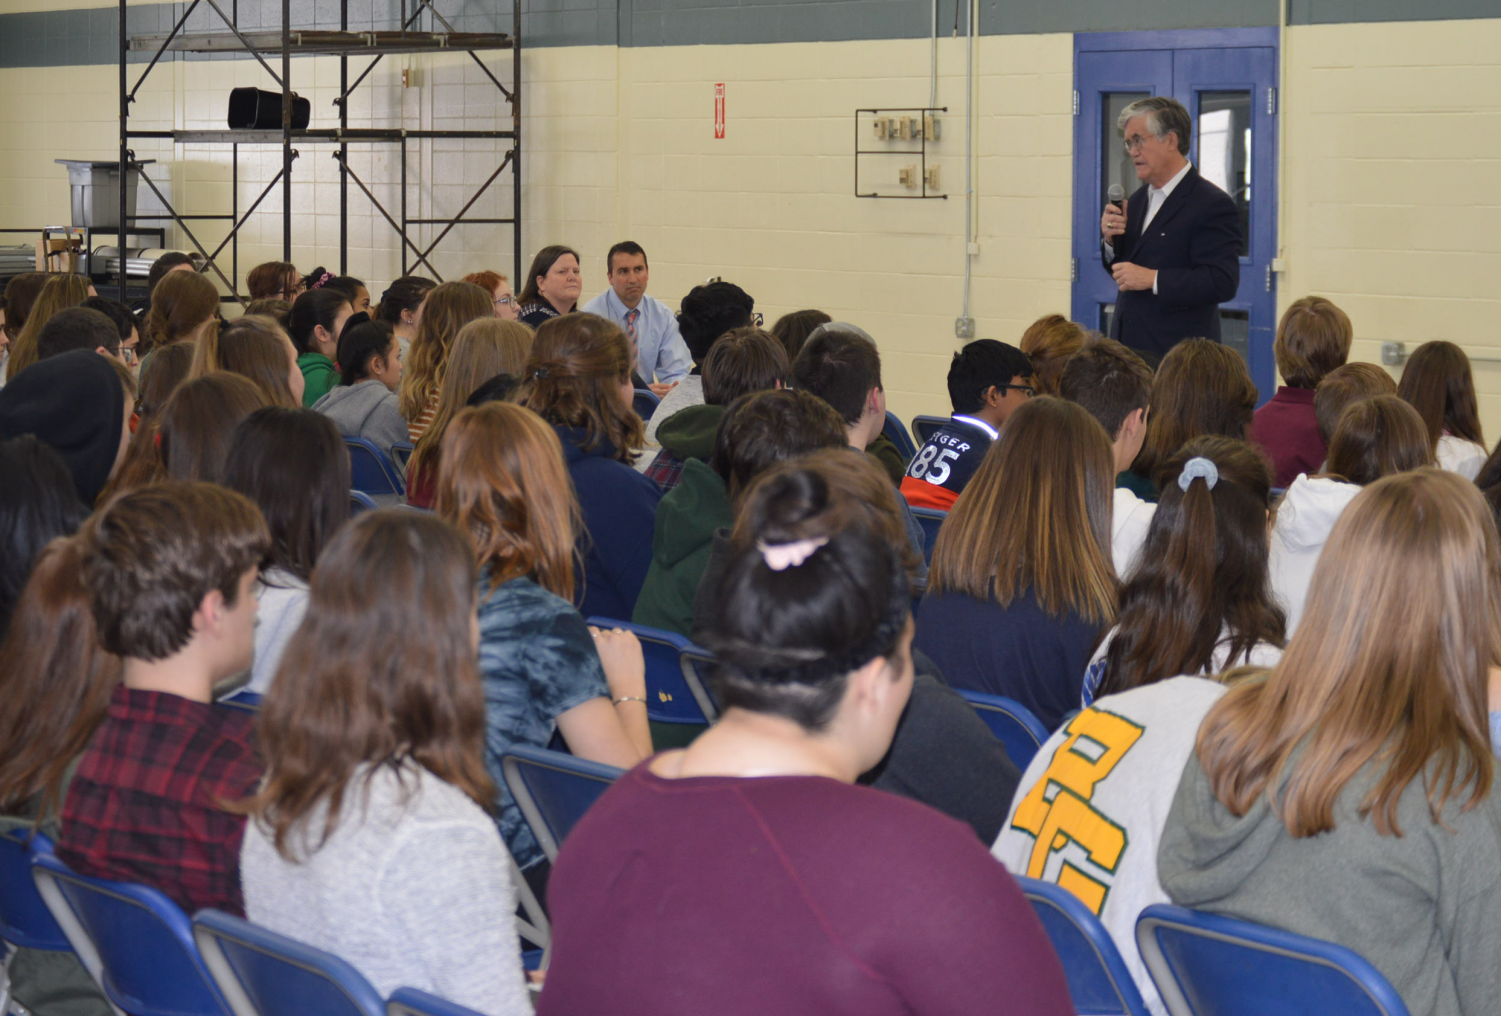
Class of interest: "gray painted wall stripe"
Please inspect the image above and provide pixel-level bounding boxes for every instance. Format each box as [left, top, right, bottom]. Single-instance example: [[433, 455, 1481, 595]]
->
[[0, 0, 1495, 69]]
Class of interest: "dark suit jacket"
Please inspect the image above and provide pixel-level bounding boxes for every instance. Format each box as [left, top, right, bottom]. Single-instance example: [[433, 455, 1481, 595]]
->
[[1104, 166, 1242, 358]]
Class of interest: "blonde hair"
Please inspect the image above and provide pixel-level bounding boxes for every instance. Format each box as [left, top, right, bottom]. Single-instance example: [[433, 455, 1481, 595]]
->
[[6, 274, 91, 379], [929, 396, 1117, 624], [397, 281, 493, 421], [1196, 468, 1498, 837], [408, 317, 534, 480]]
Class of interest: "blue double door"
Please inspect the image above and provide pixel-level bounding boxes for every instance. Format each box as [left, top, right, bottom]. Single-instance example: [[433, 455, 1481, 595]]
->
[[1072, 29, 1279, 401]]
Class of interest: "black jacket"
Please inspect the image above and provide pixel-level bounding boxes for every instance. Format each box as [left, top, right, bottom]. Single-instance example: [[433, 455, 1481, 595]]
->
[[1105, 166, 1241, 358]]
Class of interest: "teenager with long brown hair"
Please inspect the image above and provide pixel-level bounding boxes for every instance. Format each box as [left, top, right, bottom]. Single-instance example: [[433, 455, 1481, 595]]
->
[[5, 273, 92, 379], [99, 340, 195, 499], [915, 396, 1117, 731], [143, 269, 219, 354], [1129, 338, 1257, 496], [157, 372, 269, 484], [1019, 313, 1086, 397], [240, 510, 529, 1016], [398, 281, 493, 440], [436, 401, 650, 898], [1269, 395, 1431, 633], [1160, 468, 1501, 1016], [519, 313, 661, 619], [405, 317, 532, 508], [191, 314, 303, 408], [1397, 339, 1487, 479]]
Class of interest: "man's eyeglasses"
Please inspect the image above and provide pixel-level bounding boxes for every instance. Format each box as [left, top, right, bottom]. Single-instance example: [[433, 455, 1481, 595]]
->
[[1001, 383, 1035, 397], [1122, 134, 1159, 154], [751, 312, 763, 327], [119, 346, 137, 365]]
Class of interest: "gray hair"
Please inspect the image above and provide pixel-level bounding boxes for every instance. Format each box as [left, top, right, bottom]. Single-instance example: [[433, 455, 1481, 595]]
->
[[1117, 97, 1192, 156]]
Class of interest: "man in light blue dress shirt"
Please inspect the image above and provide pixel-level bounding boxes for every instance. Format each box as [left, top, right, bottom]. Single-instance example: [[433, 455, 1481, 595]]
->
[[580, 241, 692, 397]]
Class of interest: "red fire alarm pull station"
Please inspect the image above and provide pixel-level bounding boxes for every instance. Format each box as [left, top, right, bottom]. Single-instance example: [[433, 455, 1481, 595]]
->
[[714, 83, 725, 139]]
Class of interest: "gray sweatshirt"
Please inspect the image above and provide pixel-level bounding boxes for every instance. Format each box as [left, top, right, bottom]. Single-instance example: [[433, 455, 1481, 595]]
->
[[1159, 750, 1501, 1016], [312, 379, 408, 461]]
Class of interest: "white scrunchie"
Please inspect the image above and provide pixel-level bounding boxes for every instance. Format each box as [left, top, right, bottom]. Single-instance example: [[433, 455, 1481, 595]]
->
[[756, 537, 829, 571], [1178, 456, 1219, 492]]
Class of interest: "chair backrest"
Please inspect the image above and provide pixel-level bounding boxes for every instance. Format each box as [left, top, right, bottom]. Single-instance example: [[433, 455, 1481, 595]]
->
[[390, 441, 415, 471], [0, 828, 70, 951], [1135, 904, 1410, 1016], [219, 689, 263, 713], [32, 851, 230, 1016], [1016, 876, 1150, 1016], [911, 414, 949, 445], [500, 745, 623, 864], [956, 689, 1051, 769], [908, 506, 946, 564], [349, 489, 379, 514], [632, 389, 660, 419], [193, 909, 387, 1016], [388, 986, 490, 1016], [882, 410, 918, 461], [345, 437, 405, 496], [586, 617, 718, 725]]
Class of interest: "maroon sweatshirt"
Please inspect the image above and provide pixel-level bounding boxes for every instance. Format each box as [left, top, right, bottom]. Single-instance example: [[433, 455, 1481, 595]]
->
[[1252, 386, 1326, 488]]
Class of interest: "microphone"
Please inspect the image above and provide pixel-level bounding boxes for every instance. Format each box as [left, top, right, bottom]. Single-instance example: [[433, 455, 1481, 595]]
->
[[1107, 184, 1125, 212]]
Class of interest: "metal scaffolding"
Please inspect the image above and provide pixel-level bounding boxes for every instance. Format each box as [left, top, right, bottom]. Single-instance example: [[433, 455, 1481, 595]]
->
[[116, 0, 521, 302]]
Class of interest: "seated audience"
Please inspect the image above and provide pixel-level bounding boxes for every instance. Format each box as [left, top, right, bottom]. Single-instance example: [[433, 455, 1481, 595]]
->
[[1, 273, 48, 367], [794, 322, 910, 485], [405, 317, 531, 508], [314, 319, 407, 457], [58, 483, 269, 916], [1019, 313, 1087, 397], [769, 308, 831, 363], [1397, 339, 1487, 479], [6, 273, 92, 378], [288, 288, 354, 408], [1160, 468, 1501, 1016], [436, 402, 650, 895], [200, 314, 303, 408], [245, 297, 293, 331], [463, 269, 519, 321], [643, 327, 788, 491], [223, 408, 350, 693], [1313, 361, 1396, 447], [520, 314, 662, 619], [80, 296, 142, 365], [246, 261, 301, 302], [1251, 296, 1353, 487], [1082, 437, 1284, 708], [143, 269, 219, 354], [373, 275, 435, 360], [915, 397, 1117, 732], [322, 275, 370, 315], [644, 280, 756, 444], [35, 307, 127, 364], [0, 436, 86, 635], [158, 372, 271, 485], [516, 245, 582, 328], [0, 349, 132, 507], [240, 510, 530, 1015], [102, 340, 195, 498], [398, 281, 494, 441], [900, 338, 1032, 511], [1270, 394, 1431, 633], [539, 458, 1071, 1016], [1059, 338, 1156, 576], [133, 251, 196, 315], [1126, 338, 1257, 499], [635, 388, 847, 637]]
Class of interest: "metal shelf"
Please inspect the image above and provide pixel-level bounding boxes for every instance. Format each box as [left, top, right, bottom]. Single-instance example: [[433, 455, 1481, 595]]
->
[[130, 128, 517, 144], [128, 29, 513, 55]]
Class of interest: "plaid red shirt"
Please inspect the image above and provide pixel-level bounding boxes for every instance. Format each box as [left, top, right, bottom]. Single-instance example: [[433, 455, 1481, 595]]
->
[[58, 686, 263, 917], [643, 448, 687, 492]]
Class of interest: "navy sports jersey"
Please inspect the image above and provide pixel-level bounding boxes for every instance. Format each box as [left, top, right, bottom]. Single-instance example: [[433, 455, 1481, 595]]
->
[[900, 415, 998, 511]]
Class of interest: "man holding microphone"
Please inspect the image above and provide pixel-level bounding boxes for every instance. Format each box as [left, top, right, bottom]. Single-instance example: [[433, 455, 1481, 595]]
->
[[1101, 96, 1242, 364]]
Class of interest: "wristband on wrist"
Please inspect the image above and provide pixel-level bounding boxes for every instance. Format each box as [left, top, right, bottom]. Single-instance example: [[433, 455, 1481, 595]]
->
[[613, 695, 647, 706]]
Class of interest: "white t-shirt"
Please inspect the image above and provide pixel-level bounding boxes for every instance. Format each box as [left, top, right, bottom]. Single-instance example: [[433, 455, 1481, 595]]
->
[[1081, 624, 1282, 708], [1437, 433, 1487, 481], [1112, 487, 1156, 578], [994, 676, 1228, 1016]]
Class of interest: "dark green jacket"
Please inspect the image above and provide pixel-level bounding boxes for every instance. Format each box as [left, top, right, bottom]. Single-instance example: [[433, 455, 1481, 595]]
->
[[297, 352, 338, 408], [867, 433, 909, 486], [656, 403, 724, 463], [632, 458, 733, 637]]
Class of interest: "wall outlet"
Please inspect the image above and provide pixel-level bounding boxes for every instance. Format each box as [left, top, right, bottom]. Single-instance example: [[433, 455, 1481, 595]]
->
[[924, 165, 940, 189], [1381, 340, 1406, 366], [923, 114, 941, 141], [872, 117, 890, 139], [954, 317, 976, 339], [898, 165, 917, 188]]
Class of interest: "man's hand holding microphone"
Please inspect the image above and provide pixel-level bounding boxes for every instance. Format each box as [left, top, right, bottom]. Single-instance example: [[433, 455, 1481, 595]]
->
[[1102, 184, 1156, 292]]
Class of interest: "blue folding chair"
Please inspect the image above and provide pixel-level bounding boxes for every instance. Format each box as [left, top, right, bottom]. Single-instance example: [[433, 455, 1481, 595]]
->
[[390, 441, 415, 471], [345, 437, 405, 498], [586, 618, 719, 727], [882, 410, 918, 461], [632, 389, 660, 420], [0, 828, 71, 954], [911, 414, 949, 445], [193, 909, 387, 1016], [956, 689, 1051, 769], [388, 987, 490, 1016], [31, 851, 231, 1016], [350, 490, 380, 514], [1016, 877, 1150, 1016], [909, 507, 946, 565], [500, 745, 623, 863], [1136, 904, 1410, 1016], [219, 689, 263, 713]]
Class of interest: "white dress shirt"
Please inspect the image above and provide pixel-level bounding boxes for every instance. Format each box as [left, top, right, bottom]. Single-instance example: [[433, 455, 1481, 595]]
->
[[579, 288, 692, 384]]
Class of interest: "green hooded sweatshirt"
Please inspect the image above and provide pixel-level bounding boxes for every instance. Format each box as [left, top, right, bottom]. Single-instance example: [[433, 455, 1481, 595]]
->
[[632, 457, 733, 637], [298, 351, 339, 408], [655, 403, 725, 464]]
